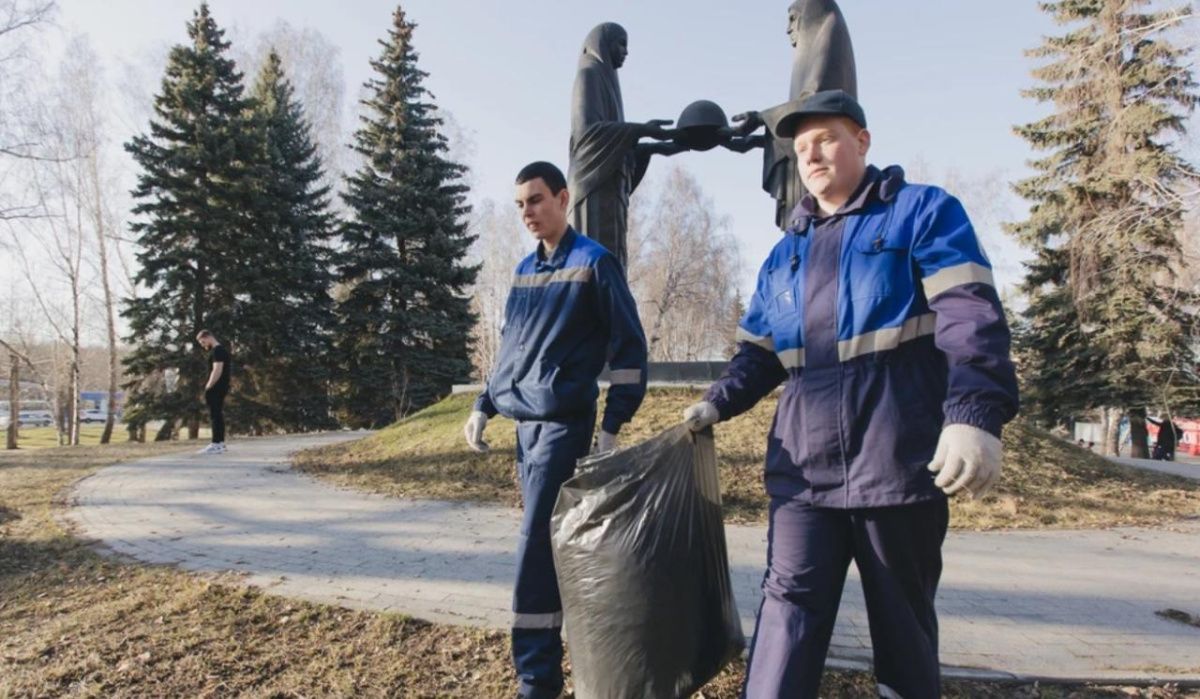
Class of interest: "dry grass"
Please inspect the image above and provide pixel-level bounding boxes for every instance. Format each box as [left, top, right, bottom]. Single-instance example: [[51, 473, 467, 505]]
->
[[1, 436, 1197, 696], [296, 389, 1200, 530], [3, 425, 213, 450], [0, 441, 531, 697]]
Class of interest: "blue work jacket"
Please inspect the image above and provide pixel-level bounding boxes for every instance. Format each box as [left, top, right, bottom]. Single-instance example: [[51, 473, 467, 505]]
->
[[476, 227, 648, 434], [706, 165, 1019, 507]]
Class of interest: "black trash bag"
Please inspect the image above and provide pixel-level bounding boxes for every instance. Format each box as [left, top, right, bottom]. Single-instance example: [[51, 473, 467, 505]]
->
[[551, 423, 744, 699]]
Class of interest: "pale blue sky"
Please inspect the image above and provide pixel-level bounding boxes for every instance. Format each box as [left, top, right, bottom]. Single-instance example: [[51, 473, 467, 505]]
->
[[46, 1, 1199, 298]]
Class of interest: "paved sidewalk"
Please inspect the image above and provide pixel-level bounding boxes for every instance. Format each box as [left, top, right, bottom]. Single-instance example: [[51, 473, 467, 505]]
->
[[66, 434, 1200, 684], [1112, 455, 1200, 481]]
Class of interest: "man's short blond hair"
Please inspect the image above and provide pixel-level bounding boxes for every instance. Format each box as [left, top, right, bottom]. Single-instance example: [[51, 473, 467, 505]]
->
[[196, 329, 214, 340]]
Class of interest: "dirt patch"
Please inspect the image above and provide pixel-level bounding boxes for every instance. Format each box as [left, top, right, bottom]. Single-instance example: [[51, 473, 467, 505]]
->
[[295, 390, 1200, 530]]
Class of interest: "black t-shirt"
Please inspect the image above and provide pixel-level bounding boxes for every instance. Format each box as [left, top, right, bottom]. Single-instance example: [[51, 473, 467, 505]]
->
[[209, 344, 231, 393]]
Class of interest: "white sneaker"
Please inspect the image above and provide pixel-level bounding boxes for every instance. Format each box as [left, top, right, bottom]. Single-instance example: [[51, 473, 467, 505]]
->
[[214, 443, 227, 453], [197, 443, 221, 454]]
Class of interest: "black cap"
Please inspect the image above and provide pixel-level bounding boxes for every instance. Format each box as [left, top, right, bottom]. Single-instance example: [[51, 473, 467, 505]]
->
[[762, 89, 867, 139]]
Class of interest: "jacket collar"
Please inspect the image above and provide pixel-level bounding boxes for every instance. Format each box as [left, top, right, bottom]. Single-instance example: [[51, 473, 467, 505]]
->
[[536, 226, 577, 270], [785, 164, 906, 233]]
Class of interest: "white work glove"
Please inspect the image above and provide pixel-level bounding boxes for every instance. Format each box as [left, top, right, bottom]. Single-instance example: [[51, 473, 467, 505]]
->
[[682, 401, 720, 432], [593, 430, 618, 454], [463, 410, 490, 453], [927, 423, 1003, 498]]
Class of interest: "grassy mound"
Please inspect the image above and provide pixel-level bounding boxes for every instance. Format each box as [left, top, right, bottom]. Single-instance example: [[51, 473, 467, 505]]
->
[[295, 389, 1200, 530]]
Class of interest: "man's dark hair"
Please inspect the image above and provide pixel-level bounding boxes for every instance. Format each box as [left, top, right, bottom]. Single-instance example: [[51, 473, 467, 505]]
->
[[515, 161, 568, 195]]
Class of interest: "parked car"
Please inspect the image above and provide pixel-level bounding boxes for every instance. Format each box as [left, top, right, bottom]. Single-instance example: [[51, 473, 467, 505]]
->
[[13, 401, 54, 428], [79, 409, 109, 424]]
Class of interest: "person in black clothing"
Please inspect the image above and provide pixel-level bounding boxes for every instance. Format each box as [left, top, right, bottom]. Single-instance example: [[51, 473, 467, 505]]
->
[[196, 329, 230, 454], [1147, 416, 1181, 461]]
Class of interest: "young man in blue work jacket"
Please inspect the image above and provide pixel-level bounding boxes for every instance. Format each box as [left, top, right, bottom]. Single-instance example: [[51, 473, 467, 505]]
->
[[685, 91, 1019, 699], [464, 160, 649, 699]]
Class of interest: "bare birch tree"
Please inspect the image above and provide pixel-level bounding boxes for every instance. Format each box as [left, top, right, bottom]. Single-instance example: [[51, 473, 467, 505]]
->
[[0, 337, 35, 449], [1, 293, 54, 449], [56, 36, 122, 442], [2, 36, 119, 445], [467, 198, 527, 380], [0, 0, 56, 222], [232, 21, 347, 195], [628, 166, 742, 361]]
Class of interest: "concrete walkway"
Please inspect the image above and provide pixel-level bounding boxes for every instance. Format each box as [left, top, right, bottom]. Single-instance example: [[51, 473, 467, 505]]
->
[[1112, 455, 1200, 481], [66, 434, 1200, 684]]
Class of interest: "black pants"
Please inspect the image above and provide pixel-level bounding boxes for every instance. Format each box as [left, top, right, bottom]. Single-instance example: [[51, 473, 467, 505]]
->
[[205, 389, 227, 443]]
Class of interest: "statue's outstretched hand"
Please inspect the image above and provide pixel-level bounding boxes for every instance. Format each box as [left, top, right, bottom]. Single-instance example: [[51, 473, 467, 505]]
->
[[642, 118, 677, 140], [717, 126, 763, 154], [731, 111, 763, 136]]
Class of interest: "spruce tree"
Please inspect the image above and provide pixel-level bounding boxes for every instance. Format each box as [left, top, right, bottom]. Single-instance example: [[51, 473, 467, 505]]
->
[[333, 6, 477, 427], [246, 49, 337, 431], [1009, 0, 1199, 452], [1010, 247, 1107, 426], [123, 3, 263, 438]]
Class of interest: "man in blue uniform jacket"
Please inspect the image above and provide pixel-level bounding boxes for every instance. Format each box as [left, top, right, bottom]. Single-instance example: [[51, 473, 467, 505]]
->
[[684, 91, 1019, 699], [464, 161, 649, 699]]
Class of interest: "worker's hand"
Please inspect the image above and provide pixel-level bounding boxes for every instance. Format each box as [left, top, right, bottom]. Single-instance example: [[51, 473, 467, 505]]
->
[[463, 410, 490, 453], [927, 423, 1003, 498], [682, 401, 720, 432], [593, 430, 618, 455]]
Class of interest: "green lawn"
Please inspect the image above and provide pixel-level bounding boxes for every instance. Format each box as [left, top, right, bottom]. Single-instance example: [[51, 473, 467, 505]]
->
[[294, 388, 1200, 530], [5, 424, 211, 450]]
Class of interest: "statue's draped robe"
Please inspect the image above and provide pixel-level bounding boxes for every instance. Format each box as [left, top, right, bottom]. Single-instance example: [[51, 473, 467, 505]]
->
[[763, 0, 858, 229], [567, 24, 647, 267]]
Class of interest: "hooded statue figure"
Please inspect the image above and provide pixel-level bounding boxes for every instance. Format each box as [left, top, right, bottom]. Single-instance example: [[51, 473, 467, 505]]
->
[[724, 0, 858, 229], [768, 0, 857, 227], [568, 23, 676, 267]]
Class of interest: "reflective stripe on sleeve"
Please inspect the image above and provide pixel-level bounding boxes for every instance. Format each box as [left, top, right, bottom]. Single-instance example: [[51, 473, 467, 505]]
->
[[921, 262, 994, 299], [736, 327, 775, 352], [608, 368, 642, 385]]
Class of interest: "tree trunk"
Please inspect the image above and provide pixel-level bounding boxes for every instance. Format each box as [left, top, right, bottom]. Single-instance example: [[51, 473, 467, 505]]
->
[[1104, 406, 1122, 456], [94, 249, 114, 444], [54, 384, 66, 446], [154, 419, 175, 442], [91, 147, 119, 445], [187, 417, 199, 440], [1100, 407, 1111, 456], [1128, 407, 1149, 459], [7, 353, 18, 450], [70, 343, 80, 446]]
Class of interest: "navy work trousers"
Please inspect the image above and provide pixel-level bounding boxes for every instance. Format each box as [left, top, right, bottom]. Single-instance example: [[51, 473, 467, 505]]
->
[[743, 497, 949, 699], [511, 413, 594, 699]]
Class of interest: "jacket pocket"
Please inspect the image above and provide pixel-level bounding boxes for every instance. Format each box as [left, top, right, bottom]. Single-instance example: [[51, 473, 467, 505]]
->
[[850, 235, 912, 300], [768, 266, 801, 315]]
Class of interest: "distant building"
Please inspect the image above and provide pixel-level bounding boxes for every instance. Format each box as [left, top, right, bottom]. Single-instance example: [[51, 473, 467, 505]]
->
[[79, 390, 124, 414]]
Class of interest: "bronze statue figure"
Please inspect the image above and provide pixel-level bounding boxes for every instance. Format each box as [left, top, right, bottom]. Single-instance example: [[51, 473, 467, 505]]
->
[[723, 0, 858, 229], [567, 22, 680, 267]]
